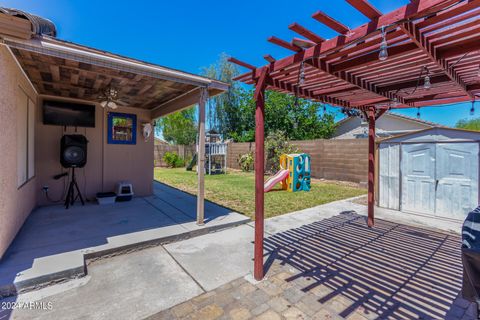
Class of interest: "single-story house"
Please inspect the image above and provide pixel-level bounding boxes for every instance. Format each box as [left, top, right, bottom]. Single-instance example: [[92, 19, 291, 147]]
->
[[378, 127, 480, 221], [0, 8, 228, 259], [334, 112, 441, 139]]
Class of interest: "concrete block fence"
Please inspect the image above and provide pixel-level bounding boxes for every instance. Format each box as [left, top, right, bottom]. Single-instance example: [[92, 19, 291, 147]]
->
[[155, 139, 368, 185]]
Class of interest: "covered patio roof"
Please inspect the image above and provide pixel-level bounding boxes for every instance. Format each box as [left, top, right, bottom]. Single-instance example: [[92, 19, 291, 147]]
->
[[0, 7, 227, 226], [229, 0, 480, 281], [0, 8, 228, 118]]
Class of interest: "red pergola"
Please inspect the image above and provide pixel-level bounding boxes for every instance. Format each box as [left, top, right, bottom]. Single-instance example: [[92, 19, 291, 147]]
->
[[229, 0, 480, 280]]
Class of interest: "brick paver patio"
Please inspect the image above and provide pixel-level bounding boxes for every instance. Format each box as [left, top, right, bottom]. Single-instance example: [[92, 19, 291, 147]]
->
[[148, 212, 478, 320]]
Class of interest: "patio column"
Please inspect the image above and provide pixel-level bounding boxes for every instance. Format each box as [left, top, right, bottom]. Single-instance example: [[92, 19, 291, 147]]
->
[[254, 67, 268, 280], [367, 106, 376, 227], [197, 87, 208, 225]]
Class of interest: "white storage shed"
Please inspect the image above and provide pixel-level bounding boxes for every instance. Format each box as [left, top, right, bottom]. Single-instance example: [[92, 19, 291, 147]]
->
[[378, 127, 480, 220]]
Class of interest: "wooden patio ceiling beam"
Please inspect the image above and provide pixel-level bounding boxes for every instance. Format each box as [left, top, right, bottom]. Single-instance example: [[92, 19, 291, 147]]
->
[[288, 23, 325, 44], [274, 82, 351, 108], [228, 57, 256, 70], [330, 42, 419, 73], [312, 11, 349, 34], [237, 0, 466, 81], [268, 36, 302, 52], [266, 77, 352, 108], [292, 37, 316, 49], [399, 22, 475, 100], [263, 55, 276, 63], [346, 0, 382, 20], [377, 74, 450, 93], [397, 95, 472, 107], [308, 59, 413, 107]]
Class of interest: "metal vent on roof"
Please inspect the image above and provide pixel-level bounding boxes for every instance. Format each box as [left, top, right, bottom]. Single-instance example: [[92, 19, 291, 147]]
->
[[0, 7, 56, 37]]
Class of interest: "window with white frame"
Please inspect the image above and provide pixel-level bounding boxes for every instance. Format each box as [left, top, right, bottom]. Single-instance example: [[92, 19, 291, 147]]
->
[[17, 88, 35, 187]]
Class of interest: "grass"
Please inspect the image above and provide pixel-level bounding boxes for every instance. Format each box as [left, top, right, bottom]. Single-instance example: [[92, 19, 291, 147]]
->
[[154, 167, 366, 220]]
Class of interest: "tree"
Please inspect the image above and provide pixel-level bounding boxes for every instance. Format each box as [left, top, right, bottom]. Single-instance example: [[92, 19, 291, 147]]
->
[[202, 53, 242, 137], [456, 118, 480, 131], [158, 107, 197, 145], [264, 91, 336, 140], [227, 89, 337, 142], [201, 53, 337, 142]]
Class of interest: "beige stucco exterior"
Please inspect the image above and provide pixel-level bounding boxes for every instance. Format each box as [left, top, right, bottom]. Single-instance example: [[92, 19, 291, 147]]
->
[[35, 98, 154, 206], [0, 46, 155, 259], [0, 46, 38, 259]]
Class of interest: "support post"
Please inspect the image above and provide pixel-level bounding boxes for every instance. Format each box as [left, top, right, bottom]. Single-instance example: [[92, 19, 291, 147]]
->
[[197, 88, 208, 225], [367, 106, 376, 227], [254, 67, 268, 280]]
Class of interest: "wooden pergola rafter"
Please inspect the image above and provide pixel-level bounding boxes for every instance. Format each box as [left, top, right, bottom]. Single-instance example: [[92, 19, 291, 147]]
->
[[228, 0, 480, 281]]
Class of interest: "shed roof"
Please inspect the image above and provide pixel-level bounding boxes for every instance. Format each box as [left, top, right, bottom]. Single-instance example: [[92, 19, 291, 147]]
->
[[378, 127, 480, 143], [336, 111, 443, 127]]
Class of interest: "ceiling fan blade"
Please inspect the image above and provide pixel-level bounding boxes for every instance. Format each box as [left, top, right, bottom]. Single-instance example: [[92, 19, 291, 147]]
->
[[115, 100, 128, 106]]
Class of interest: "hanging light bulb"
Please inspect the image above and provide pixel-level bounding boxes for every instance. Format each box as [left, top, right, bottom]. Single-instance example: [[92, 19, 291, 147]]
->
[[417, 107, 421, 119], [299, 62, 305, 85], [470, 101, 475, 116], [378, 27, 388, 61], [423, 67, 431, 90], [323, 105, 327, 113]]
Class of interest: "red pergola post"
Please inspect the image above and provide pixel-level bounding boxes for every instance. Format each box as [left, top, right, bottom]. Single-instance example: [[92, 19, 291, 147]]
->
[[254, 67, 268, 280], [367, 106, 376, 227]]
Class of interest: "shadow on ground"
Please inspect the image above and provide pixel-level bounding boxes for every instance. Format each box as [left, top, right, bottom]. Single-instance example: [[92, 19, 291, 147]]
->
[[264, 211, 475, 319], [0, 182, 244, 319]]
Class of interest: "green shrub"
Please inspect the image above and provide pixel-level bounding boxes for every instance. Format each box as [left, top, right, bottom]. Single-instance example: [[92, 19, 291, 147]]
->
[[163, 152, 185, 168], [265, 130, 299, 173], [238, 151, 254, 172]]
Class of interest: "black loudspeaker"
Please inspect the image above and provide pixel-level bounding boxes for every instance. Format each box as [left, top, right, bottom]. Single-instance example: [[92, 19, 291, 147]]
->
[[60, 135, 88, 168]]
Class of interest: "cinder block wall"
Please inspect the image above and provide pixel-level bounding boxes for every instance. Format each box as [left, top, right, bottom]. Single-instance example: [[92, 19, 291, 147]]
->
[[154, 144, 195, 167], [226, 139, 368, 184]]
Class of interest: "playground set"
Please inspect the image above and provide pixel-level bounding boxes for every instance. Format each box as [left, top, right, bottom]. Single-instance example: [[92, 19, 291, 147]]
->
[[187, 132, 228, 175], [264, 153, 311, 193]]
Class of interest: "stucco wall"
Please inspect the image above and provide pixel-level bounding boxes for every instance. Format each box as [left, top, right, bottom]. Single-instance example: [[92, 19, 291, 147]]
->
[[36, 100, 154, 206], [0, 46, 154, 258], [0, 46, 38, 259]]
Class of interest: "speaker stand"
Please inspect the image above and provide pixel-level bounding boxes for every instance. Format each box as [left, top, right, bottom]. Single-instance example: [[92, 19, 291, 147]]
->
[[65, 167, 85, 209]]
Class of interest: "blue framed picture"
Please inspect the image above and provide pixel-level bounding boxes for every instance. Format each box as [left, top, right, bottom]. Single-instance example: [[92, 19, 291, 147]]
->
[[107, 112, 137, 145]]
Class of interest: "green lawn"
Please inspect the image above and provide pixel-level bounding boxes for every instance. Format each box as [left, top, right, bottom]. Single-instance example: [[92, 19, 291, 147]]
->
[[154, 168, 366, 220]]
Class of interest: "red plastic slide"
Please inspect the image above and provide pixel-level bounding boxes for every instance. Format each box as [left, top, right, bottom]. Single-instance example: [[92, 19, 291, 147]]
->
[[264, 169, 289, 193]]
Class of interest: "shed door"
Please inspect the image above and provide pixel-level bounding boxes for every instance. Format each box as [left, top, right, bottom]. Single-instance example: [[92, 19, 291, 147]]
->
[[379, 144, 400, 210], [435, 143, 479, 219], [401, 144, 436, 214]]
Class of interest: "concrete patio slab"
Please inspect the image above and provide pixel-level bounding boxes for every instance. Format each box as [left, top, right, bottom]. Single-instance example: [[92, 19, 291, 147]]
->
[[4, 246, 204, 320], [0, 182, 249, 297], [0, 195, 472, 320], [164, 224, 255, 291], [154, 211, 476, 320]]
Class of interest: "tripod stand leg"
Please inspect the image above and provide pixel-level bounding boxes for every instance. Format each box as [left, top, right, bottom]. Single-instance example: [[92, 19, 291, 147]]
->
[[64, 167, 85, 208], [73, 178, 85, 205], [65, 179, 74, 209]]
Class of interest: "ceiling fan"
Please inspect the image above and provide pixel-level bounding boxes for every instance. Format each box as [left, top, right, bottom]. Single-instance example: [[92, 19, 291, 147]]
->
[[98, 87, 128, 109]]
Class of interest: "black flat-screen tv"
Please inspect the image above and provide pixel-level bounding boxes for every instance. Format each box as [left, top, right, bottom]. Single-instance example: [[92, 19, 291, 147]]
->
[[43, 100, 95, 128]]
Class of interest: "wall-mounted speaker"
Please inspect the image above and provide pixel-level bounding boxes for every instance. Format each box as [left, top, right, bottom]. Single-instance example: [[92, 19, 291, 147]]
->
[[60, 135, 88, 168]]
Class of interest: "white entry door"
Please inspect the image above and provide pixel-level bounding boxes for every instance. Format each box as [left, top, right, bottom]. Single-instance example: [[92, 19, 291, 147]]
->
[[402, 144, 436, 214], [435, 143, 479, 219]]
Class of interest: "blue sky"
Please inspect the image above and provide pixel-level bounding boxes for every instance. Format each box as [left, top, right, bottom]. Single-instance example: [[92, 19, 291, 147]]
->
[[2, 0, 476, 126]]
